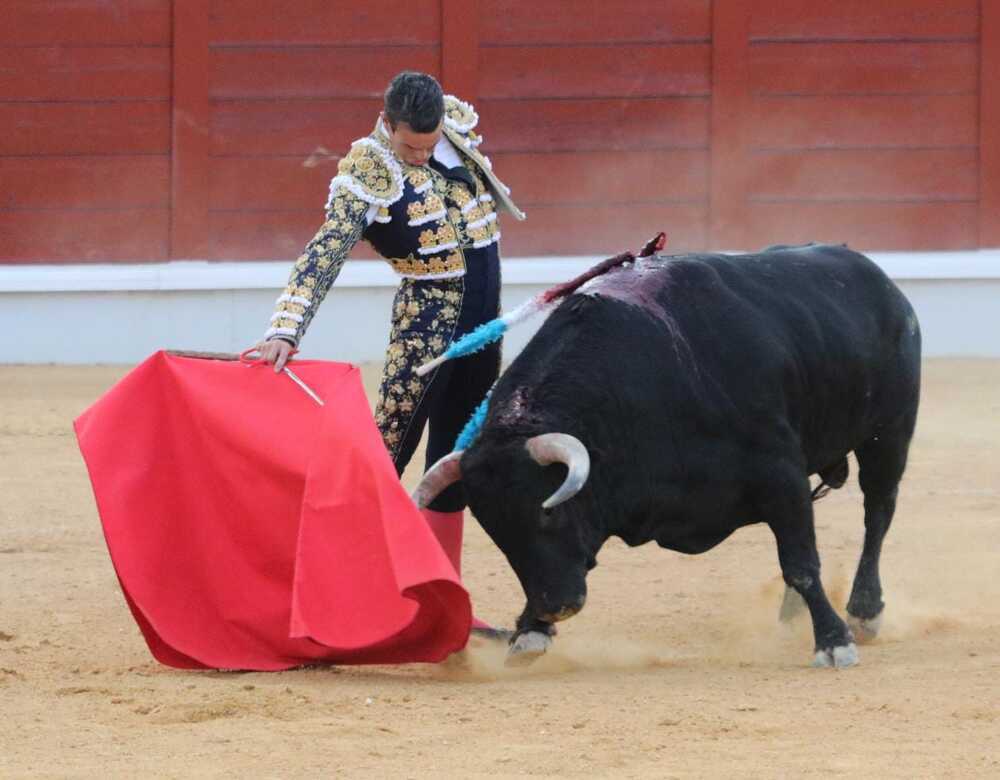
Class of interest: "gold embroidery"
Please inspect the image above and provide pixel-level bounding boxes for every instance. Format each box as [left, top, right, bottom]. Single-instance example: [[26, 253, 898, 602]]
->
[[335, 141, 401, 204], [267, 191, 369, 344], [407, 200, 426, 222], [418, 229, 437, 250], [426, 192, 444, 214], [374, 278, 464, 459], [417, 224, 458, 253], [406, 193, 445, 224], [449, 183, 473, 210], [387, 252, 465, 277], [444, 95, 478, 132], [408, 169, 431, 190]]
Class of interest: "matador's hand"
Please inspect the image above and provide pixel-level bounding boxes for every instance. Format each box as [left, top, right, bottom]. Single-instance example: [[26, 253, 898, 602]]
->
[[254, 339, 294, 373]]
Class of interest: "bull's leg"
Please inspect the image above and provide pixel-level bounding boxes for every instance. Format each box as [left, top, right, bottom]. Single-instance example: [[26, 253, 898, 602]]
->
[[764, 472, 858, 668], [847, 422, 913, 642], [505, 609, 555, 666]]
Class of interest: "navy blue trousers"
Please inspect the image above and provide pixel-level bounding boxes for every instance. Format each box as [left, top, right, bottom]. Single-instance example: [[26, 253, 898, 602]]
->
[[385, 244, 501, 512]]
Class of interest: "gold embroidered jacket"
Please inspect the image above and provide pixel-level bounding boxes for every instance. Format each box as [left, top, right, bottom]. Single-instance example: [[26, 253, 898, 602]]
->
[[266, 95, 524, 345]]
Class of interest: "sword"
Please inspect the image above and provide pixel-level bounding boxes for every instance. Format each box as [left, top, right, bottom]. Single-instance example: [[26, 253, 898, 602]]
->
[[283, 367, 325, 406]]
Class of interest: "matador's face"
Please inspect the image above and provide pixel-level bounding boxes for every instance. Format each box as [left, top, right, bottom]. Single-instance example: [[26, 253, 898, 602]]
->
[[383, 115, 443, 167]]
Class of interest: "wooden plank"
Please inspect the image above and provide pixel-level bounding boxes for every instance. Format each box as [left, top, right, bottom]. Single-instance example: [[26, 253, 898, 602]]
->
[[206, 203, 707, 259], [0, 209, 169, 262], [209, 0, 440, 46], [441, 0, 479, 100], [481, 0, 711, 44], [981, 1, 1000, 247], [171, 2, 212, 259], [478, 98, 710, 152], [208, 150, 709, 210], [709, 0, 751, 249], [748, 95, 978, 149], [492, 150, 709, 204], [0, 47, 170, 102], [0, 157, 170, 209], [3, 1, 170, 46], [206, 211, 343, 260], [211, 99, 382, 156], [745, 202, 978, 251], [210, 47, 438, 100], [748, 149, 978, 201], [749, 0, 979, 41], [209, 158, 337, 210], [0, 103, 170, 155], [480, 44, 711, 99], [212, 98, 709, 157], [751, 42, 978, 96], [499, 204, 708, 255]]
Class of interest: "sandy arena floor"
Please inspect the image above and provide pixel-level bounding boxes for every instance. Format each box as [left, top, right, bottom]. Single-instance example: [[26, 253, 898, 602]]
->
[[1, 359, 998, 778]]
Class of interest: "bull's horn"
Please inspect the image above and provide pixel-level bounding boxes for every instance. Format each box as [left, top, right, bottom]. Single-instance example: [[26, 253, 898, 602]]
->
[[411, 450, 464, 509], [525, 433, 591, 510]]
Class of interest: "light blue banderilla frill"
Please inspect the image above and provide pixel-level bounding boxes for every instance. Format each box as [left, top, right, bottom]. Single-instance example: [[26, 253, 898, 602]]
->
[[431, 232, 668, 451]]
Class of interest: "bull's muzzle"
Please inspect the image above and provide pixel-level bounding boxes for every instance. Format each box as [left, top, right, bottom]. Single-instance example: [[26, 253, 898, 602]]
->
[[538, 595, 586, 623]]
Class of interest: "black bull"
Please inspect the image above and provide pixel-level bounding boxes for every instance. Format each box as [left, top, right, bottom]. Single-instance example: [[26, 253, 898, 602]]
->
[[416, 244, 921, 667]]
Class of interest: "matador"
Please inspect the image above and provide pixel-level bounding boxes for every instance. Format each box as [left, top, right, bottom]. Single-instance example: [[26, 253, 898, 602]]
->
[[259, 72, 525, 636]]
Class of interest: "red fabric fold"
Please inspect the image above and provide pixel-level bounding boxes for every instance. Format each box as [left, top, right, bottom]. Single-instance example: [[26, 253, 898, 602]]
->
[[74, 351, 471, 671]]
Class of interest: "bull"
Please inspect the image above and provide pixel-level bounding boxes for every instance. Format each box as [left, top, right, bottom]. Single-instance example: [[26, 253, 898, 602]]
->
[[414, 244, 921, 668]]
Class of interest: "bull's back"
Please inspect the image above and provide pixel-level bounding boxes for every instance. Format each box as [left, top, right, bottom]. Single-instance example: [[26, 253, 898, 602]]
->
[[659, 245, 920, 466], [501, 244, 919, 476]]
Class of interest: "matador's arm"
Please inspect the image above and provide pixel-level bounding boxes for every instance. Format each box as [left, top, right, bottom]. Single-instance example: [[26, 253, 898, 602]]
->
[[264, 192, 371, 347]]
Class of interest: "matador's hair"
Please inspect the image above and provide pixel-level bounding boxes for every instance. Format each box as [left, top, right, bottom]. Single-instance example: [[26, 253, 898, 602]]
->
[[383, 71, 445, 133]]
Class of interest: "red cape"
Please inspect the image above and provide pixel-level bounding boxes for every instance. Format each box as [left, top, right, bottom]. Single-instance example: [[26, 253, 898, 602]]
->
[[74, 352, 471, 670]]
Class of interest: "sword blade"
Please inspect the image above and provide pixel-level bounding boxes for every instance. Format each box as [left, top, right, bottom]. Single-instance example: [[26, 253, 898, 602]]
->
[[283, 367, 325, 406]]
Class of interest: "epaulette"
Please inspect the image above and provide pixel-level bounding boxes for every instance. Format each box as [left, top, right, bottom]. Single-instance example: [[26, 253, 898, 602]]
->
[[440, 94, 524, 219], [442, 95, 485, 149], [325, 137, 404, 210], [443, 94, 479, 133]]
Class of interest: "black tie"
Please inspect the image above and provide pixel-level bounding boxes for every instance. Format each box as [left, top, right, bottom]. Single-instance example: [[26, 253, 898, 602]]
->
[[428, 156, 477, 191]]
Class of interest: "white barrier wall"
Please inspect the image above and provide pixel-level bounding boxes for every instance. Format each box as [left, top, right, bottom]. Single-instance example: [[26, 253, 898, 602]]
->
[[1, 253, 999, 363]]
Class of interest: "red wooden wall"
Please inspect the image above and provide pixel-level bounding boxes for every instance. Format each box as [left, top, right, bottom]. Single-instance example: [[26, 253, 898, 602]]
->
[[1, 0, 997, 263], [1, 0, 172, 261], [741, 0, 982, 251]]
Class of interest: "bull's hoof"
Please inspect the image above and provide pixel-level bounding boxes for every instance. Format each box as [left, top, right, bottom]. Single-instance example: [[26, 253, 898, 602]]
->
[[812, 643, 859, 668], [846, 611, 883, 644], [778, 586, 807, 623], [504, 631, 552, 667]]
